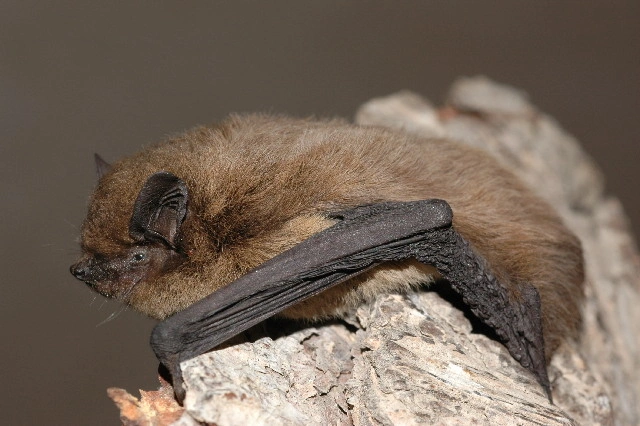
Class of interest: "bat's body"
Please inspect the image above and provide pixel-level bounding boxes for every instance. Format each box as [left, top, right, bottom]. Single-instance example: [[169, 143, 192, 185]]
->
[[71, 114, 583, 402]]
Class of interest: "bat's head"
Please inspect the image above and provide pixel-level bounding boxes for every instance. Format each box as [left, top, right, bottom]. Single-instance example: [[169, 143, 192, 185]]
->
[[70, 155, 191, 317]]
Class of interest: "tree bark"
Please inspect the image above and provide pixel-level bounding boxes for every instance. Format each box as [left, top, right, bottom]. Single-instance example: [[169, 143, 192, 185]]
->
[[109, 77, 640, 426]]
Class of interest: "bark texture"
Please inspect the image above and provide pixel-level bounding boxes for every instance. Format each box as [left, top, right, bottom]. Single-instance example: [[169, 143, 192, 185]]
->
[[109, 77, 640, 426]]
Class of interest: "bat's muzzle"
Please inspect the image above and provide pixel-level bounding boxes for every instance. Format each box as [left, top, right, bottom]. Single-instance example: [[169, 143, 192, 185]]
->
[[70, 261, 90, 281], [70, 259, 103, 284]]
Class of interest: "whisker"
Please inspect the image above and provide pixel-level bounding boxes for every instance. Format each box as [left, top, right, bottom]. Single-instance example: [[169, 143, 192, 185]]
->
[[96, 305, 127, 327], [64, 219, 79, 230], [88, 295, 98, 307], [98, 299, 108, 311]]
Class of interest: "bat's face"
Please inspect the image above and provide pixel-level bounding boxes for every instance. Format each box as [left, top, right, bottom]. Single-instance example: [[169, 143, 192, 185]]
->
[[70, 244, 185, 300], [71, 169, 191, 311]]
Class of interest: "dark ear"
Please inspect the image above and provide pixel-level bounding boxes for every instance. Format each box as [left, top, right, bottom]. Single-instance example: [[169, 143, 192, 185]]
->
[[94, 154, 112, 179], [129, 172, 189, 249]]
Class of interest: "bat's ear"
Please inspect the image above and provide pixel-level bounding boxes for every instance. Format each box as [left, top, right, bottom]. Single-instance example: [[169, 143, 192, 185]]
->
[[129, 172, 189, 249], [94, 153, 112, 179]]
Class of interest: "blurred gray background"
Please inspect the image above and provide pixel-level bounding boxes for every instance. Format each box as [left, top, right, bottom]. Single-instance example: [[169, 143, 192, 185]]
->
[[1, 2, 638, 424]]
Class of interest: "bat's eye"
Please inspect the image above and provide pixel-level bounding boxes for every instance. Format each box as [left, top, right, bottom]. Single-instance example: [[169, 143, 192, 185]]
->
[[132, 252, 146, 262]]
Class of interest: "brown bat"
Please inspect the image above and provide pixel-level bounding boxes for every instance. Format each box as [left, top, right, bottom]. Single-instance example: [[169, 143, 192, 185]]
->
[[70, 114, 584, 403]]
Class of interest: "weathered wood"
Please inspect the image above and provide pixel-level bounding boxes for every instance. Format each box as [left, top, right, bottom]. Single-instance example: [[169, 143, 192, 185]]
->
[[110, 77, 639, 426]]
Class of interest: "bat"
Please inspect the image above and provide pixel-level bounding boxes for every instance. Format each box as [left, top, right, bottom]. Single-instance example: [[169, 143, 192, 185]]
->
[[70, 114, 584, 403]]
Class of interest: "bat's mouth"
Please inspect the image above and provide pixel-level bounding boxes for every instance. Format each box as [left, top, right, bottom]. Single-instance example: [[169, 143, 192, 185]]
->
[[85, 281, 114, 298], [89, 279, 140, 301], [73, 273, 136, 301]]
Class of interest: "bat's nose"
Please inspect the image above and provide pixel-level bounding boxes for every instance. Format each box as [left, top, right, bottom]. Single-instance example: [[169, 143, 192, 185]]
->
[[70, 261, 89, 280]]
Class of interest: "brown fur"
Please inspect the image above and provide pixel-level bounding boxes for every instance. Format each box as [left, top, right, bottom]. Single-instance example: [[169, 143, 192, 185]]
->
[[77, 114, 584, 358]]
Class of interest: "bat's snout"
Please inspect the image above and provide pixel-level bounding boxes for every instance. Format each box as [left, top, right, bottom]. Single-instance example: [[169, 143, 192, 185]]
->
[[70, 259, 99, 284], [70, 261, 89, 281], [69, 257, 132, 298]]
